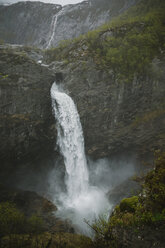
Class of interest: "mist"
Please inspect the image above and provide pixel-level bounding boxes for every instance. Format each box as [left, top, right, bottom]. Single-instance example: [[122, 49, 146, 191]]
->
[[88, 155, 136, 191], [1, 82, 138, 236], [1, 151, 137, 235], [47, 155, 136, 235], [0, 0, 83, 6], [5, 80, 137, 236], [0, 82, 137, 236]]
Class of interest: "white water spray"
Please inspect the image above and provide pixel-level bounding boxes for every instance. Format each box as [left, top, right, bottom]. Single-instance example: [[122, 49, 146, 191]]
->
[[51, 83, 110, 234], [51, 83, 89, 201], [46, 8, 63, 49]]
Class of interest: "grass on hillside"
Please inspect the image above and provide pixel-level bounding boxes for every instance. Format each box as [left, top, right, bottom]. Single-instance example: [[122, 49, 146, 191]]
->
[[45, 0, 165, 83]]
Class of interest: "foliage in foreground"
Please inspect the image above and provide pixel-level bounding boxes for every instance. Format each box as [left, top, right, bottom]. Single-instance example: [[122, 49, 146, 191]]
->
[[0, 201, 92, 248], [1, 150, 164, 248], [0, 202, 44, 237], [0, 201, 45, 247], [0, 232, 92, 248], [89, 151, 165, 248]]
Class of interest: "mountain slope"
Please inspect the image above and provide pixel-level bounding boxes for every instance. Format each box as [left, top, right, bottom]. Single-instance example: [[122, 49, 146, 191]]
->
[[44, 0, 165, 158], [0, 0, 138, 48], [0, 1, 61, 48]]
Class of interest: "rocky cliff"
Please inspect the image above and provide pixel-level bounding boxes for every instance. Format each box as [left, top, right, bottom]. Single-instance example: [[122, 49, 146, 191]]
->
[[0, 0, 138, 48], [0, 45, 56, 166], [0, 1, 165, 246], [0, 0, 165, 166], [0, 2, 61, 48], [90, 152, 165, 248], [44, 0, 165, 159], [45, 57, 165, 159]]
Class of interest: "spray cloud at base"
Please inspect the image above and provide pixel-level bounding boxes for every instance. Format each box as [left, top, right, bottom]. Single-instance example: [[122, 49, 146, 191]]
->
[[49, 82, 136, 234]]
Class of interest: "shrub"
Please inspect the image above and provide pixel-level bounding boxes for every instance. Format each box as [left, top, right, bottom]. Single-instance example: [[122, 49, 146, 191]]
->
[[0, 202, 44, 238], [0, 202, 25, 237], [119, 196, 138, 213], [87, 151, 165, 248], [45, 0, 165, 84]]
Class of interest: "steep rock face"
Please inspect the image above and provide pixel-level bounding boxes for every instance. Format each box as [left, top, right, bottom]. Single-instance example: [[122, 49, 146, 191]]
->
[[0, 46, 56, 165], [0, 2, 62, 48], [49, 57, 165, 159], [49, 0, 138, 47], [0, 0, 138, 48]]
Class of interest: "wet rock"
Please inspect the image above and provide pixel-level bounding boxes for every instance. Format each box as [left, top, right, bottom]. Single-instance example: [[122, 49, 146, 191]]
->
[[0, 46, 56, 164], [50, 57, 165, 159]]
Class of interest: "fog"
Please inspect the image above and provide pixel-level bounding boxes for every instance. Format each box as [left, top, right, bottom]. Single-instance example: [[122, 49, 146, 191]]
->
[[47, 155, 136, 235], [1, 82, 137, 236], [0, 0, 83, 6], [1, 152, 137, 235], [48, 83, 137, 235], [88, 155, 136, 191]]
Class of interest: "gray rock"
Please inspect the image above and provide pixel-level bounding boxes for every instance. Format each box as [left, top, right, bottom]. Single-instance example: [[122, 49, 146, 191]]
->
[[0, 0, 139, 48], [49, 57, 165, 159], [0, 46, 56, 164]]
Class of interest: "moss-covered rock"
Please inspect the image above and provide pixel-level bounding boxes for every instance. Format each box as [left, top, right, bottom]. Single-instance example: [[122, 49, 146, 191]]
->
[[119, 196, 138, 213], [90, 152, 165, 248]]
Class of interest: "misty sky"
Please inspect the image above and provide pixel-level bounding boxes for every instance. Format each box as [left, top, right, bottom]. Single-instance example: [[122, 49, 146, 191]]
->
[[0, 0, 83, 6]]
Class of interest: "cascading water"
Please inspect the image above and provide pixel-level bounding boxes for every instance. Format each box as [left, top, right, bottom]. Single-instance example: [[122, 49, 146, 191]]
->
[[46, 8, 63, 49], [50, 82, 110, 234], [51, 82, 89, 201]]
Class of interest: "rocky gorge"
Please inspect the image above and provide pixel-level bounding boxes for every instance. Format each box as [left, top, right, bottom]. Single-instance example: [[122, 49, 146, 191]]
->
[[0, 0, 165, 247]]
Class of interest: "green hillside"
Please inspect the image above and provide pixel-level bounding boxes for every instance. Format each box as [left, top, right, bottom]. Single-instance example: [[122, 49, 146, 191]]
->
[[45, 0, 165, 83]]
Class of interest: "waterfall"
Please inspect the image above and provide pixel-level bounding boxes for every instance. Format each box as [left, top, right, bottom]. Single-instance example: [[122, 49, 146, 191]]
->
[[46, 8, 63, 49], [51, 83, 89, 201], [50, 82, 110, 234]]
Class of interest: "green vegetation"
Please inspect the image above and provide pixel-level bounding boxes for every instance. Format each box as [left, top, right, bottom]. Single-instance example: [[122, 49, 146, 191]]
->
[[0, 202, 25, 238], [87, 151, 165, 248], [0, 39, 4, 45], [0, 46, 36, 68], [49, 232, 92, 248], [1, 233, 52, 248], [0, 201, 92, 248], [0, 202, 45, 247], [132, 108, 165, 126], [0, 73, 8, 80], [119, 196, 138, 213], [0, 202, 44, 236], [45, 0, 165, 83]]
